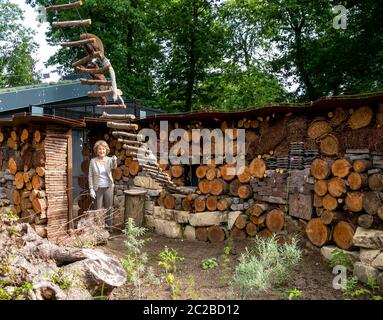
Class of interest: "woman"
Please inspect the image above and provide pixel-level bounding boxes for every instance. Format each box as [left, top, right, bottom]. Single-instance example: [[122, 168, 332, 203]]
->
[[88, 140, 118, 231]]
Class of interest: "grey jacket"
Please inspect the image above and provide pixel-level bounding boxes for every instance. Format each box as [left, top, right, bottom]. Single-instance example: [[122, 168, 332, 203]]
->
[[88, 156, 118, 191]]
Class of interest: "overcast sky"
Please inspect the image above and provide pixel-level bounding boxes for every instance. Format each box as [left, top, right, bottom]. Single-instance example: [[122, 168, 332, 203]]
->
[[10, 0, 61, 82]]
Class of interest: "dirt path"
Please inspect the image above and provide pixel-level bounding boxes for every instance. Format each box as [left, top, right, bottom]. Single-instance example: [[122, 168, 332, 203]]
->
[[102, 233, 344, 300]]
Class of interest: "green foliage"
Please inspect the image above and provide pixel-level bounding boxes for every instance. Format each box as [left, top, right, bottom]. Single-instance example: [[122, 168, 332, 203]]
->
[[0, 1, 39, 87], [51, 268, 72, 290], [120, 218, 149, 298], [186, 275, 198, 300], [342, 276, 358, 300], [232, 235, 301, 298], [328, 249, 353, 270], [0, 281, 33, 300], [201, 258, 218, 270], [342, 276, 382, 300], [158, 246, 184, 274], [219, 239, 233, 287], [287, 288, 303, 300]]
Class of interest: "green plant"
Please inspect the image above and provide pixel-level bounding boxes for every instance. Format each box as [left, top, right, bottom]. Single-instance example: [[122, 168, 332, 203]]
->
[[0, 287, 11, 300], [219, 239, 233, 287], [186, 275, 198, 300], [342, 276, 358, 300], [120, 218, 149, 299], [165, 273, 181, 300], [51, 268, 72, 290], [328, 249, 353, 270], [287, 288, 303, 300], [232, 235, 301, 299], [201, 258, 218, 270], [158, 246, 184, 274]]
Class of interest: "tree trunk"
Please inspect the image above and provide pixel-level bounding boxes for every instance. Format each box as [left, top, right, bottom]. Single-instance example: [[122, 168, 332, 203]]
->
[[333, 221, 355, 250], [265, 209, 285, 232], [331, 159, 352, 178], [306, 218, 330, 247]]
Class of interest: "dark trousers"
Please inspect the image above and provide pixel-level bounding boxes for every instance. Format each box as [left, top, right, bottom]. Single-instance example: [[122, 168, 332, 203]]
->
[[95, 186, 114, 227]]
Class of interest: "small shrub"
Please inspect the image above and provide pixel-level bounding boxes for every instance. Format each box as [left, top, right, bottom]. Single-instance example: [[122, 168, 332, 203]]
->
[[232, 235, 301, 298], [158, 246, 184, 273], [328, 249, 353, 270], [51, 268, 72, 290], [219, 240, 232, 287], [287, 288, 303, 300], [201, 258, 218, 270]]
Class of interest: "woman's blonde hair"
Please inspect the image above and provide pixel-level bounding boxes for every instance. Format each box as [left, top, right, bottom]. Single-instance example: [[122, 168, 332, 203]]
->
[[93, 140, 110, 155]]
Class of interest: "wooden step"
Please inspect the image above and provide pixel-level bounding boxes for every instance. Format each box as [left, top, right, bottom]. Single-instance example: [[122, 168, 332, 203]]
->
[[95, 104, 126, 109], [87, 90, 114, 98], [46, 1, 83, 12], [107, 122, 139, 131], [52, 19, 91, 29], [61, 38, 95, 47], [100, 112, 135, 121], [80, 78, 112, 86], [75, 65, 110, 75], [72, 52, 102, 68]]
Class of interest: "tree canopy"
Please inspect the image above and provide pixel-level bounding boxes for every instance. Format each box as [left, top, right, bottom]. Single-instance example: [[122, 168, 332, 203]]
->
[[25, 0, 383, 110], [0, 0, 39, 87]]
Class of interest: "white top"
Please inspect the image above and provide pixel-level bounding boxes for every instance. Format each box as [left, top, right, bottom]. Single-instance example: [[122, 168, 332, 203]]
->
[[97, 162, 110, 188]]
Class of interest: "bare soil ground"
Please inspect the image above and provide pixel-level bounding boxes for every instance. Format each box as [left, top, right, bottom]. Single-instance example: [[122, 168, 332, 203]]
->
[[102, 232, 346, 300]]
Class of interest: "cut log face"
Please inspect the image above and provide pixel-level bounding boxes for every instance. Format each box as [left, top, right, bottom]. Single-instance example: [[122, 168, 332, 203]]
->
[[345, 192, 364, 212], [330, 107, 349, 127], [205, 168, 217, 181], [206, 196, 218, 211], [207, 226, 225, 242], [198, 179, 211, 195], [353, 160, 372, 173], [210, 179, 227, 196], [313, 194, 324, 208], [231, 226, 247, 240], [196, 166, 208, 179], [250, 214, 266, 225], [170, 165, 184, 178], [331, 159, 352, 178], [238, 185, 253, 199], [327, 177, 347, 197], [306, 218, 330, 247], [164, 195, 175, 209], [237, 166, 251, 183], [245, 222, 258, 236], [234, 214, 248, 230], [194, 197, 206, 212], [265, 209, 285, 232], [323, 194, 338, 211], [368, 174, 383, 191], [347, 172, 367, 191], [195, 227, 209, 241], [311, 159, 331, 180], [363, 191, 382, 215], [217, 198, 231, 211], [249, 158, 266, 178], [320, 134, 339, 157], [220, 164, 236, 181], [333, 221, 355, 250], [358, 214, 374, 229], [182, 198, 192, 211], [229, 179, 241, 196], [348, 106, 373, 129], [320, 210, 335, 225], [314, 180, 328, 197], [308, 119, 332, 140]]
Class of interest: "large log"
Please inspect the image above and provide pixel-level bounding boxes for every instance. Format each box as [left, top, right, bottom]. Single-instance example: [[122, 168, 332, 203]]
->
[[314, 180, 328, 197], [322, 194, 338, 211], [347, 172, 368, 190], [308, 119, 332, 139], [246, 203, 269, 217], [46, 1, 83, 12], [196, 166, 208, 179], [333, 221, 355, 250], [52, 19, 92, 29], [210, 179, 228, 196], [319, 134, 339, 157], [345, 192, 364, 212], [216, 198, 232, 211], [32, 198, 47, 214], [358, 214, 374, 229], [348, 106, 373, 129], [238, 185, 253, 199], [306, 218, 330, 247], [195, 227, 208, 241], [245, 222, 258, 236], [265, 209, 285, 232], [330, 107, 349, 127], [219, 164, 236, 181], [249, 158, 266, 178], [368, 174, 383, 191], [231, 226, 247, 240], [229, 179, 241, 196], [353, 160, 372, 173], [194, 197, 206, 212], [170, 165, 184, 178], [327, 177, 347, 197], [313, 194, 324, 208], [182, 198, 192, 211], [207, 226, 225, 242], [198, 179, 211, 194], [234, 214, 248, 230], [250, 214, 266, 225], [311, 159, 331, 180], [8, 154, 23, 175], [206, 196, 218, 211], [164, 195, 175, 209], [363, 191, 383, 215], [331, 159, 352, 178], [237, 166, 251, 183], [15, 172, 24, 189]]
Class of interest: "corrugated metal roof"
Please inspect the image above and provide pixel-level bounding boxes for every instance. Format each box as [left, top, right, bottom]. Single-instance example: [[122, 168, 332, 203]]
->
[[137, 92, 383, 124]]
